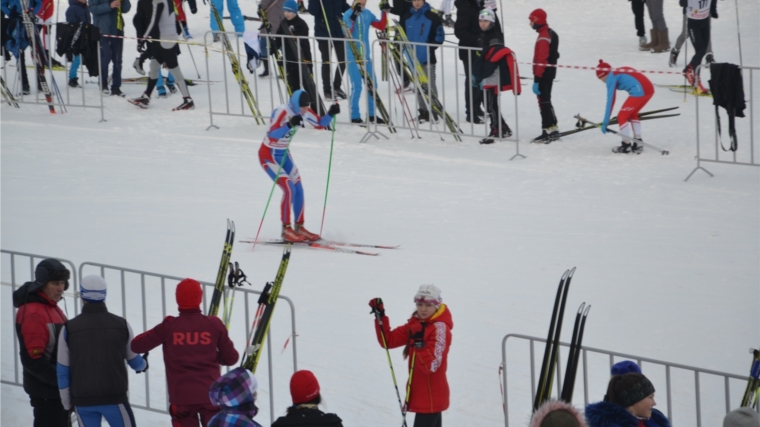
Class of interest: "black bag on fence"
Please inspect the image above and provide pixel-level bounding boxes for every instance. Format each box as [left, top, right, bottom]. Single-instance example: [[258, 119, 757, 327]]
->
[[708, 62, 746, 152]]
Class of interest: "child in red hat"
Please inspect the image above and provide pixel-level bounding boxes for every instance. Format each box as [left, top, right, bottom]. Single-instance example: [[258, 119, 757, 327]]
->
[[271, 370, 343, 426], [132, 278, 239, 427]]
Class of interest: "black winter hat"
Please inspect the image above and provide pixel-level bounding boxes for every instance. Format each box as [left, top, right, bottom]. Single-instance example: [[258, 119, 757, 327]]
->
[[606, 373, 655, 408], [35, 258, 70, 291]]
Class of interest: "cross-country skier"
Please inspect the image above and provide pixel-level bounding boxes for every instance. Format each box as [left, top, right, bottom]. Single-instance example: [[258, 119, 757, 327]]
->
[[128, 0, 194, 110], [528, 8, 560, 143], [343, 0, 388, 124], [259, 89, 340, 242], [369, 284, 453, 427], [680, 0, 717, 94], [669, 5, 713, 68], [596, 60, 655, 154]]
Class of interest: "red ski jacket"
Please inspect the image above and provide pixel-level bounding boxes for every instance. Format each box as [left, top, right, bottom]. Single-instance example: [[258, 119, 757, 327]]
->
[[375, 304, 453, 414], [131, 308, 239, 405], [532, 24, 559, 82]]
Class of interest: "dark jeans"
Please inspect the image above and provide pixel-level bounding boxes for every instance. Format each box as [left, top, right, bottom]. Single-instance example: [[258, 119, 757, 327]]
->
[[485, 87, 508, 134], [631, 0, 646, 37], [317, 39, 345, 93], [460, 56, 483, 120], [100, 36, 124, 90], [537, 79, 557, 129], [413, 412, 442, 427], [687, 17, 710, 69], [30, 396, 69, 427]]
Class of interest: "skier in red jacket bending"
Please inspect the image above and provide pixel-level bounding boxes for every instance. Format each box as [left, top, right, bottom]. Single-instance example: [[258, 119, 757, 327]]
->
[[370, 284, 454, 427], [131, 278, 239, 427]]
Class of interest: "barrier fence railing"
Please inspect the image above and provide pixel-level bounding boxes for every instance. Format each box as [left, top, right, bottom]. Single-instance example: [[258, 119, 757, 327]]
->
[[501, 333, 753, 427], [203, 30, 525, 158], [1, 23, 106, 121], [1, 250, 297, 426], [685, 65, 758, 181]]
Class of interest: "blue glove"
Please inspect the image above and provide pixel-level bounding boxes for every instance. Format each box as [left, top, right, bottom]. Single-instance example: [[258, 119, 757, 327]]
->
[[470, 74, 478, 88], [532, 82, 540, 96]]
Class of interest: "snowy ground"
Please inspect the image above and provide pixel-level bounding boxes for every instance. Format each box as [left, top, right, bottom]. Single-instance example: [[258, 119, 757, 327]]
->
[[2, 0, 760, 426]]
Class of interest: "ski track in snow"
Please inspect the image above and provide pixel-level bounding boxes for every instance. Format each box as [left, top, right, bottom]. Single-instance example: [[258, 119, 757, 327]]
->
[[2, 0, 759, 426]]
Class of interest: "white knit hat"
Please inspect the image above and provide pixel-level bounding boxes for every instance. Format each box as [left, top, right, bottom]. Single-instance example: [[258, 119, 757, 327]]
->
[[414, 284, 442, 305], [80, 275, 107, 303]]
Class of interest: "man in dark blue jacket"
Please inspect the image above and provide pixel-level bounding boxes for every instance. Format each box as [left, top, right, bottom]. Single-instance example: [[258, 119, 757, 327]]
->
[[308, 0, 349, 99], [2, 0, 40, 94], [64, 0, 90, 87], [403, 0, 443, 123], [89, 0, 130, 96]]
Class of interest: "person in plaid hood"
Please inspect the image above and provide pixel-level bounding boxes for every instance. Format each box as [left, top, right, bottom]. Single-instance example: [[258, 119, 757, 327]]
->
[[208, 367, 263, 427]]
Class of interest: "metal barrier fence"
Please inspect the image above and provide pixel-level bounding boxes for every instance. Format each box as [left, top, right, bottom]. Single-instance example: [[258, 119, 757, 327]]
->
[[685, 65, 759, 181], [1, 250, 297, 426], [501, 333, 753, 427], [1, 23, 106, 121], [203, 30, 525, 158]]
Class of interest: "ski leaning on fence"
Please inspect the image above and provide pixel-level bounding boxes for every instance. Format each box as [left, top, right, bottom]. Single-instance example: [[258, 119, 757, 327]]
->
[[240, 244, 292, 372], [207, 220, 235, 317], [19, 0, 62, 113], [741, 348, 760, 409], [209, 1, 263, 123]]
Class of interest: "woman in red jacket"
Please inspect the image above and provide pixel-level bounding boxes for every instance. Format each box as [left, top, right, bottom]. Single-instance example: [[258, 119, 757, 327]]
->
[[369, 284, 453, 427]]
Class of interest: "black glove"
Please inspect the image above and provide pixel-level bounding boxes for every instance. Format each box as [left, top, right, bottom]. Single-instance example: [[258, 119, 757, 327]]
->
[[137, 40, 146, 53], [369, 297, 384, 317], [379, 1, 390, 11], [136, 352, 149, 373], [710, 11, 718, 19], [350, 3, 361, 21], [288, 114, 303, 128], [410, 325, 425, 349], [327, 103, 340, 117]]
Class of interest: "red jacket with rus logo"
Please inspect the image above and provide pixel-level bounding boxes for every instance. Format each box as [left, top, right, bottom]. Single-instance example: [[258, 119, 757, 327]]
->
[[131, 308, 239, 405], [374, 304, 454, 414]]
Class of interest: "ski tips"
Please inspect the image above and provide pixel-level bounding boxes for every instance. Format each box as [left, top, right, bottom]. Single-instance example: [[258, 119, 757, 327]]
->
[[582, 304, 591, 316]]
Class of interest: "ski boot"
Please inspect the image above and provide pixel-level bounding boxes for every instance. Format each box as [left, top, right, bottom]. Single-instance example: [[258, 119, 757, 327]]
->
[[173, 97, 195, 111], [282, 224, 306, 242], [612, 142, 632, 154], [369, 116, 386, 125], [443, 14, 454, 28], [668, 48, 679, 68], [683, 65, 696, 86], [110, 87, 125, 97], [259, 60, 270, 77], [129, 93, 150, 109], [531, 129, 552, 144], [157, 91, 169, 99], [167, 84, 177, 94], [548, 125, 560, 141], [68, 78, 81, 88], [295, 223, 320, 241], [638, 35, 647, 47], [333, 88, 347, 99], [631, 141, 644, 154], [705, 52, 714, 64], [490, 123, 512, 138]]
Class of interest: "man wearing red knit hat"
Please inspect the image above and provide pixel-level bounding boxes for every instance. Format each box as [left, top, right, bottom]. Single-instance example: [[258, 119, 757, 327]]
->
[[132, 278, 239, 427], [272, 370, 343, 426], [528, 8, 561, 143]]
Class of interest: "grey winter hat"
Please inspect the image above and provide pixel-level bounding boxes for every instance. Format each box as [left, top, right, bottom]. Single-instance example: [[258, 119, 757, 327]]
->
[[723, 408, 760, 427], [609, 373, 655, 408]]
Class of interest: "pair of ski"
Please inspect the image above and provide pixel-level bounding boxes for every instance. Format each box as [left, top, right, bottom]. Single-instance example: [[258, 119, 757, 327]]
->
[[534, 268, 591, 409], [241, 238, 399, 256], [574, 114, 670, 156], [390, 20, 462, 141], [18, 0, 64, 114], [339, 19, 396, 132], [655, 83, 712, 97], [532, 107, 680, 144], [741, 348, 760, 409]]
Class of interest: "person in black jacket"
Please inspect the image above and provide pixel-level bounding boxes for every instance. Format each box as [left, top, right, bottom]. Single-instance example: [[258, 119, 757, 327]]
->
[[276, 0, 315, 106], [64, 0, 90, 87], [453, 0, 500, 124], [56, 275, 147, 427], [272, 370, 343, 427], [307, 0, 349, 99]]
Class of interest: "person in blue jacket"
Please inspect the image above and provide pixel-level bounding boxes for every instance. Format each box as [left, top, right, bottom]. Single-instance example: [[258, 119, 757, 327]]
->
[[308, 0, 350, 100], [403, 0, 443, 123], [343, 0, 388, 124], [89, 0, 130, 96], [65, 0, 90, 88], [586, 373, 670, 427], [2, 0, 40, 94]]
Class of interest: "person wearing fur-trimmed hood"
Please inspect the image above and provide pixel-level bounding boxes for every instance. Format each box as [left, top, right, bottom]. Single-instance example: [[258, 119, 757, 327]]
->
[[585, 373, 670, 427], [530, 400, 587, 427]]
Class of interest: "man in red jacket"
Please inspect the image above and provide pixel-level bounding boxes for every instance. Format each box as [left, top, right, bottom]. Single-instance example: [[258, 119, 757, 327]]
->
[[13, 258, 70, 427], [131, 278, 239, 427], [528, 8, 560, 143]]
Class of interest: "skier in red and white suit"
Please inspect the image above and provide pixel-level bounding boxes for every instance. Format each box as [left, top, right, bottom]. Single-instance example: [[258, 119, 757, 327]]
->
[[258, 89, 340, 242]]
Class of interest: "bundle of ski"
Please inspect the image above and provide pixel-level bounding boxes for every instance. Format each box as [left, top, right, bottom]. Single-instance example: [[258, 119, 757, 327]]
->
[[376, 29, 419, 136], [534, 268, 575, 410], [240, 244, 292, 372], [560, 302, 591, 402], [392, 20, 462, 141], [278, 20, 327, 115], [19, 0, 59, 113], [209, 2, 263, 124], [339, 20, 395, 132], [740, 348, 760, 408], [207, 219, 235, 317]]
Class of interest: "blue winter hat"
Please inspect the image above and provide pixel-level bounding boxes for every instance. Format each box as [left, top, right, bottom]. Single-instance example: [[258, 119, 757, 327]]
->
[[283, 0, 298, 13], [80, 275, 107, 303], [611, 360, 642, 376]]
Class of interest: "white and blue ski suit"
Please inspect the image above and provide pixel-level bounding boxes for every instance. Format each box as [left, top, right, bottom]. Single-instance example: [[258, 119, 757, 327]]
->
[[258, 90, 333, 225], [343, 6, 387, 120]]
